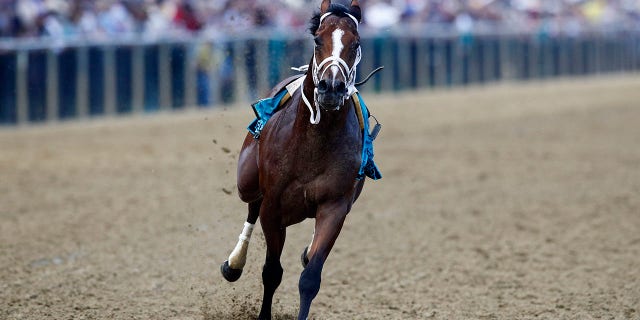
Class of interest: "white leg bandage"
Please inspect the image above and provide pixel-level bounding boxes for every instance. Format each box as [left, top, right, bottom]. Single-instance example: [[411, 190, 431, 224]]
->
[[228, 222, 255, 269]]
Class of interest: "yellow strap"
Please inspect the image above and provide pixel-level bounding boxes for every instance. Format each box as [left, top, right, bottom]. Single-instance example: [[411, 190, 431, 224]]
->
[[352, 93, 364, 131], [277, 92, 291, 108]]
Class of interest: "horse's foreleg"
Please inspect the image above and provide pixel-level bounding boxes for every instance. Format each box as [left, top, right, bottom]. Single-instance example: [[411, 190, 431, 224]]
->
[[221, 199, 261, 282], [298, 202, 348, 320], [258, 210, 286, 320]]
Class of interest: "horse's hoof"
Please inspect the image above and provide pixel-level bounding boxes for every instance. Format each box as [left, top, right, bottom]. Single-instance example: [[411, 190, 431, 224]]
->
[[221, 260, 242, 282], [301, 246, 309, 268]]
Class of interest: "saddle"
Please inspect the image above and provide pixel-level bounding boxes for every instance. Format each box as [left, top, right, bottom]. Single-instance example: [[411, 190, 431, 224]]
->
[[267, 74, 305, 102]]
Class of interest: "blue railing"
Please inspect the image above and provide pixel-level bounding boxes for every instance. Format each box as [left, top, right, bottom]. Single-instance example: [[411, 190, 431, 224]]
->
[[1, 28, 639, 125]]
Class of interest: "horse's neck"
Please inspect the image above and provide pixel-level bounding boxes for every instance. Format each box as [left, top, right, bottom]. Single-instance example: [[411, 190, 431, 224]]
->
[[288, 78, 360, 160], [296, 75, 352, 138]]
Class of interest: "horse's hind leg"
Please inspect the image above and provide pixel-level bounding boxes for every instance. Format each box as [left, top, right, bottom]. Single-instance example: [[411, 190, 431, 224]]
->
[[221, 199, 261, 282], [237, 133, 261, 203], [258, 207, 285, 320], [221, 134, 262, 282]]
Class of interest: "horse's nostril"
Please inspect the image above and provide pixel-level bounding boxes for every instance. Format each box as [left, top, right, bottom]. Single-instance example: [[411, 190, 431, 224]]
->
[[318, 79, 347, 97], [335, 81, 346, 94], [318, 80, 328, 93]]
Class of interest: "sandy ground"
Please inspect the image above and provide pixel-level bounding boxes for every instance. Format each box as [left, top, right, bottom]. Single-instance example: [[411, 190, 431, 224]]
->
[[1, 75, 640, 320]]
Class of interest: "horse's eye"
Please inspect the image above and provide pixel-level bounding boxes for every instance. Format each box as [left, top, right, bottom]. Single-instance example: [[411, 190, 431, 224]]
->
[[314, 37, 322, 47]]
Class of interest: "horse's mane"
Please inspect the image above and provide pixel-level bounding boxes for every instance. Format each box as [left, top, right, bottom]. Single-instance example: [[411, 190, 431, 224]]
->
[[309, 4, 361, 35]]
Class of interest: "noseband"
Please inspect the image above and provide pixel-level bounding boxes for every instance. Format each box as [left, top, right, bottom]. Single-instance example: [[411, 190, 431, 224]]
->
[[300, 12, 361, 124]]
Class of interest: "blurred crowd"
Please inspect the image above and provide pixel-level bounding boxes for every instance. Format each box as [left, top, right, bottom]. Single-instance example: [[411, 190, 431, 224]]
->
[[1, 0, 640, 39]]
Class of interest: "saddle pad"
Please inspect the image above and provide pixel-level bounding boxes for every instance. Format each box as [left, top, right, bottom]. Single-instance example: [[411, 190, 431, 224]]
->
[[353, 93, 382, 180]]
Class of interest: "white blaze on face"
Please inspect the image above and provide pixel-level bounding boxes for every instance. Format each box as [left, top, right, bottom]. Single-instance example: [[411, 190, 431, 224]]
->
[[330, 28, 345, 80]]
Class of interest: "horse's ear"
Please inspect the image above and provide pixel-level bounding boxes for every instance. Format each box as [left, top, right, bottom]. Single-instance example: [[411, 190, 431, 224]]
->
[[320, 0, 331, 13], [350, 0, 362, 22]]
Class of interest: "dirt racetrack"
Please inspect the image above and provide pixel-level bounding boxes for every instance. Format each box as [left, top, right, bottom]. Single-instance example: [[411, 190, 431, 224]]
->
[[1, 75, 640, 320]]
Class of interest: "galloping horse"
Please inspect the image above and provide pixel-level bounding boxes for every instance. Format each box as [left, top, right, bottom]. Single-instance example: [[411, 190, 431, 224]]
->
[[220, 1, 380, 319]]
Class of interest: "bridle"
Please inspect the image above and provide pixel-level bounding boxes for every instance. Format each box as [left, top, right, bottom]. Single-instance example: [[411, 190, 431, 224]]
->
[[300, 12, 361, 124]]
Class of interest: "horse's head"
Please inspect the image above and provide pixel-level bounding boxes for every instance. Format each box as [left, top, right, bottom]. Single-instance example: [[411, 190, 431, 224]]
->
[[308, 0, 362, 113]]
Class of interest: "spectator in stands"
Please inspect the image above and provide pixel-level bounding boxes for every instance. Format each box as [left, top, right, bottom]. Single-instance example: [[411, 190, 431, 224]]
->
[[0, 1, 16, 37], [2, 0, 640, 39], [364, 0, 401, 30], [173, 0, 202, 32], [143, 0, 175, 38], [96, 0, 139, 35]]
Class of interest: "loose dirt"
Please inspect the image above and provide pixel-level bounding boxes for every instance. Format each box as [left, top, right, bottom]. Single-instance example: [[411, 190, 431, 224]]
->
[[1, 75, 639, 319]]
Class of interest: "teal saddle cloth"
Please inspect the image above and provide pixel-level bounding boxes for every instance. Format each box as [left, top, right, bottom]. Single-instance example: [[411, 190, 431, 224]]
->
[[248, 90, 381, 180]]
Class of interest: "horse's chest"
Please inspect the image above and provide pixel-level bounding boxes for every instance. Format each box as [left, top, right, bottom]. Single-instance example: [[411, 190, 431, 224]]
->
[[267, 142, 360, 219], [293, 141, 360, 179], [259, 108, 362, 220], [292, 148, 357, 188], [277, 173, 355, 222]]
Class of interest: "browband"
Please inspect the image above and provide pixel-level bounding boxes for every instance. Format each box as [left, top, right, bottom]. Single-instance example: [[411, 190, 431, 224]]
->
[[319, 12, 359, 30]]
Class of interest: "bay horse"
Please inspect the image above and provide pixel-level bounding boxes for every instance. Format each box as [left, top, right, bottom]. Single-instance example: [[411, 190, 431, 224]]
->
[[220, 1, 379, 319]]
